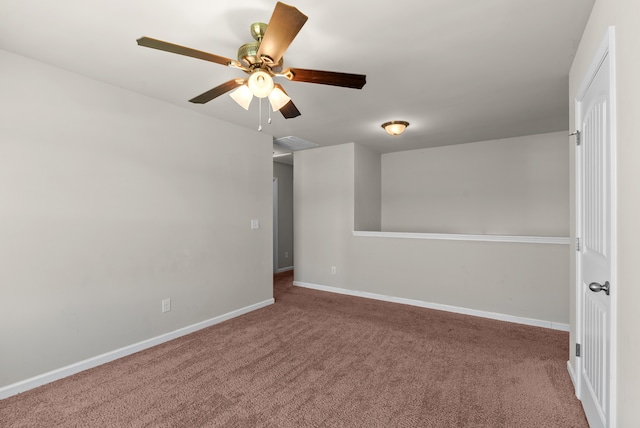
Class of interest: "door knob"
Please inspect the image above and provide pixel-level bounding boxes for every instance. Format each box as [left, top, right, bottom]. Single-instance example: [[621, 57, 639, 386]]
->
[[588, 281, 610, 296]]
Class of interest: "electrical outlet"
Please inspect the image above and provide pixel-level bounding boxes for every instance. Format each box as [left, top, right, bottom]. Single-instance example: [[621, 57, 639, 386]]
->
[[251, 219, 260, 229], [162, 298, 171, 313], [331, 266, 336, 275], [285, 252, 289, 259]]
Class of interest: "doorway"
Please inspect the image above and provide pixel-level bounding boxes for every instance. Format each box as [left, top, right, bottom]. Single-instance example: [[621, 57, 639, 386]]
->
[[273, 177, 278, 273], [273, 161, 294, 274]]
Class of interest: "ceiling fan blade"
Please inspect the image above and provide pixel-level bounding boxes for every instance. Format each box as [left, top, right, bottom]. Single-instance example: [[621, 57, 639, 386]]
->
[[279, 99, 301, 119], [137, 36, 236, 66], [282, 68, 366, 89], [257, 2, 308, 65], [189, 79, 245, 104]]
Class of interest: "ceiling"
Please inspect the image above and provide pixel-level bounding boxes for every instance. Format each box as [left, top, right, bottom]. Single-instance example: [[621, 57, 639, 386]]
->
[[0, 0, 595, 159]]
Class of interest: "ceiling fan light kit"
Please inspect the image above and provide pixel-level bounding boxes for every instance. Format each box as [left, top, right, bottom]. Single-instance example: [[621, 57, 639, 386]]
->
[[382, 121, 410, 136], [247, 70, 274, 98], [268, 85, 292, 111], [136, 1, 366, 124], [229, 85, 254, 110]]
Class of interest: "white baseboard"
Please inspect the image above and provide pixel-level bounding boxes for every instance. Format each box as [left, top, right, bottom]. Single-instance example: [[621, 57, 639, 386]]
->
[[0, 298, 274, 400], [293, 281, 570, 332], [567, 359, 581, 399], [275, 266, 294, 273]]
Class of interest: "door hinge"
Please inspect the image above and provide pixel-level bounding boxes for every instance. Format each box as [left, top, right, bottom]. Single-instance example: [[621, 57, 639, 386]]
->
[[570, 130, 581, 146], [576, 343, 581, 357], [576, 237, 580, 252]]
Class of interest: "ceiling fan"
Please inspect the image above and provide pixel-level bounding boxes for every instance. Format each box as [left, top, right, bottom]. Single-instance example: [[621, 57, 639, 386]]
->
[[136, 2, 367, 119]]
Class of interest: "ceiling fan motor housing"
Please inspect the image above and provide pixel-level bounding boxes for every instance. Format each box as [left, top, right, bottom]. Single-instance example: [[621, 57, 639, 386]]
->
[[237, 41, 261, 67], [238, 22, 283, 70]]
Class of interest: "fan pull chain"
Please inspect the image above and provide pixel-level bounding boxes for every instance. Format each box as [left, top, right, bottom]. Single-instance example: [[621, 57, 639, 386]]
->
[[268, 102, 272, 124], [258, 98, 262, 131]]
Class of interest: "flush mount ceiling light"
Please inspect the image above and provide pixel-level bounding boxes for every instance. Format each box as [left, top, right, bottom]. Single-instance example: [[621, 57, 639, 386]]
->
[[382, 121, 409, 136]]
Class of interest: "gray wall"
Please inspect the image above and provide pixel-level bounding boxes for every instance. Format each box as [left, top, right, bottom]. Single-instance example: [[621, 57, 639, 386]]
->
[[294, 139, 570, 325], [354, 144, 381, 231], [568, 0, 640, 423], [294, 144, 354, 286], [0, 50, 273, 388], [382, 132, 569, 235], [273, 162, 294, 270]]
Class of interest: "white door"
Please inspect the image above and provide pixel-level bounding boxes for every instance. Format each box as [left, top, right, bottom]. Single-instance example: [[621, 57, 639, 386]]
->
[[576, 37, 615, 428]]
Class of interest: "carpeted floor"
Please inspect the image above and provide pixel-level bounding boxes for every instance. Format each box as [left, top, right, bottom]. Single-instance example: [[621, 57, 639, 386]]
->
[[1, 271, 588, 427]]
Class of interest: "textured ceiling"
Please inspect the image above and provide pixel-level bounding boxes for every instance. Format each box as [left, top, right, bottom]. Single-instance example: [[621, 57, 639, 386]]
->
[[0, 0, 595, 155]]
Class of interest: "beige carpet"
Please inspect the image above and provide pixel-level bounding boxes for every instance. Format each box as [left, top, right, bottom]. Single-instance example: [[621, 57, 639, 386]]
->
[[0, 271, 588, 427]]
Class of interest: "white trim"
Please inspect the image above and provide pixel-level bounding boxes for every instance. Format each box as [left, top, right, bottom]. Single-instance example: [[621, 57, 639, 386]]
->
[[567, 360, 579, 396], [294, 281, 570, 332], [352, 231, 570, 245], [574, 59, 584, 400], [275, 266, 294, 273], [0, 298, 274, 400], [609, 25, 618, 428]]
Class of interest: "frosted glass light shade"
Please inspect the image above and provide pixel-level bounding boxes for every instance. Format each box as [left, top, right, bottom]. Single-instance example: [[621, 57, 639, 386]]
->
[[248, 70, 274, 98], [382, 121, 409, 136], [268, 85, 291, 111], [229, 85, 253, 110]]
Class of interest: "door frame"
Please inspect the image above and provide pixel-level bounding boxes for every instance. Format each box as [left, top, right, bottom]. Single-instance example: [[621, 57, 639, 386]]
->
[[273, 177, 279, 273], [574, 25, 617, 427]]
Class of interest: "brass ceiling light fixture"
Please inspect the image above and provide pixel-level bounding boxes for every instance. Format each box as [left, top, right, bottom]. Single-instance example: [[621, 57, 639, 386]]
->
[[382, 121, 409, 136]]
